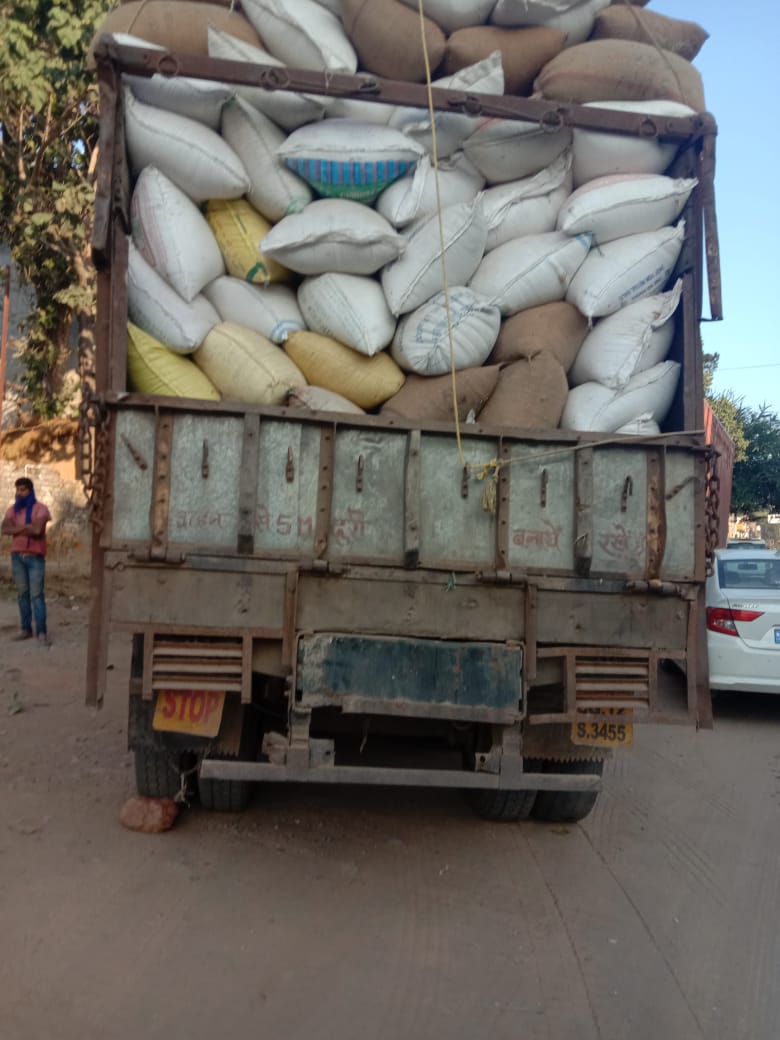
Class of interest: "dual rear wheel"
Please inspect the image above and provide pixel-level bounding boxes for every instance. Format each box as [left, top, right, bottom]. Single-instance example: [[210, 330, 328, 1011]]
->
[[466, 759, 603, 823]]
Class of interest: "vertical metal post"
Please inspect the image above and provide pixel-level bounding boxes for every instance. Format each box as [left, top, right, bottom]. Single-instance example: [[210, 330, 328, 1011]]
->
[[0, 265, 11, 432]]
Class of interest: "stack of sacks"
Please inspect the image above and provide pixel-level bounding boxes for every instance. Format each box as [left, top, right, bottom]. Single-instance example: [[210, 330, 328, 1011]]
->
[[106, 0, 708, 432]]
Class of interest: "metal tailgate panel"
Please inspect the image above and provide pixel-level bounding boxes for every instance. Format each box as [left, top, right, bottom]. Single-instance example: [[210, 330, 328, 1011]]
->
[[663, 450, 698, 579], [330, 429, 406, 560], [507, 446, 576, 570], [168, 415, 243, 548], [418, 435, 499, 566], [591, 449, 648, 575], [112, 410, 156, 542], [255, 420, 320, 553]]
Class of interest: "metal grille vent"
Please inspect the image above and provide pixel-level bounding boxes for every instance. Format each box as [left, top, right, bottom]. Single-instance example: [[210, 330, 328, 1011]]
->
[[574, 656, 651, 711], [151, 637, 244, 694]]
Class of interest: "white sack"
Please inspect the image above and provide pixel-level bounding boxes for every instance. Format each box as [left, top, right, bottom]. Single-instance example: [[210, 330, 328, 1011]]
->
[[561, 361, 681, 432], [569, 279, 682, 389], [398, 0, 497, 33], [127, 241, 219, 354], [131, 167, 224, 302], [124, 92, 249, 203], [376, 154, 484, 228], [557, 174, 697, 244], [566, 221, 685, 319], [241, 0, 357, 72], [572, 100, 697, 187], [391, 288, 500, 375], [469, 230, 590, 316], [463, 117, 572, 184], [483, 151, 573, 251], [203, 278, 305, 344], [221, 97, 312, 222], [298, 274, 396, 356], [491, 0, 610, 44], [616, 414, 661, 436], [261, 199, 405, 275], [381, 199, 488, 316], [207, 28, 327, 130]]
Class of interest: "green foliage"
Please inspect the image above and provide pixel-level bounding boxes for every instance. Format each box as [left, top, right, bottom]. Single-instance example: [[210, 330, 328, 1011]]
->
[[0, 0, 110, 417], [731, 404, 780, 515]]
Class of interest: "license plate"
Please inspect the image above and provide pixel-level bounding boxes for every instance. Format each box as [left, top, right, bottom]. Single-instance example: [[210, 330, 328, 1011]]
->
[[153, 690, 225, 737], [572, 708, 633, 748]]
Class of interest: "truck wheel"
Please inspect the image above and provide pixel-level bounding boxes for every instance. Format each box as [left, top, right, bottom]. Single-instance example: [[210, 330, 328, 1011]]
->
[[134, 747, 182, 799], [531, 759, 603, 824], [198, 768, 250, 812], [466, 787, 538, 822]]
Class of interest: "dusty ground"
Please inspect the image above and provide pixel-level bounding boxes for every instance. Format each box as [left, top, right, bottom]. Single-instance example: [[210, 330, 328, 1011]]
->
[[1, 580, 779, 1040]]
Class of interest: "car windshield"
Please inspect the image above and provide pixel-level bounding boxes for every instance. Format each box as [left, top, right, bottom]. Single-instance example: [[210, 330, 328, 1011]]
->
[[718, 556, 780, 590]]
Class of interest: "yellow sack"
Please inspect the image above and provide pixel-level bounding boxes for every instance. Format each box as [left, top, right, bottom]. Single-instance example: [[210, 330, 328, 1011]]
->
[[206, 199, 291, 285], [194, 322, 306, 405], [127, 322, 220, 400], [284, 331, 405, 410]]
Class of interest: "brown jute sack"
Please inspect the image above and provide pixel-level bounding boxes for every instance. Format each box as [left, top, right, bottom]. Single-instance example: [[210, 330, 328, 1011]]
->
[[341, 0, 446, 82], [490, 302, 588, 373], [443, 26, 566, 97], [381, 365, 501, 422], [478, 355, 568, 431], [533, 40, 705, 112], [88, 2, 261, 67], [591, 7, 709, 62]]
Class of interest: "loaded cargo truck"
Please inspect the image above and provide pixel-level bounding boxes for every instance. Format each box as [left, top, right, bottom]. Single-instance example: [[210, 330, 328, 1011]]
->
[[82, 36, 722, 822]]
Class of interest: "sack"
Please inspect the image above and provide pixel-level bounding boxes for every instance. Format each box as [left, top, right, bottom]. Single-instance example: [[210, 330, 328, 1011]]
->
[[569, 280, 681, 389], [463, 117, 571, 184], [443, 26, 566, 97], [221, 97, 312, 222], [207, 28, 327, 130], [298, 273, 396, 356], [591, 7, 709, 61], [397, 0, 496, 33], [615, 414, 661, 436], [391, 288, 500, 375], [341, 0, 446, 82], [261, 199, 405, 276], [469, 231, 591, 316], [205, 199, 291, 286], [490, 300, 588, 371], [194, 321, 306, 404], [571, 99, 697, 188], [241, 0, 357, 72], [381, 365, 501, 421], [203, 278, 305, 344], [278, 120, 425, 203], [287, 386, 366, 414], [492, 0, 611, 46], [534, 40, 706, 112], [376, 154, 484, 228], [478, 354, 569, 430], [566, 221, 684, 319], [127, 241, 219, 353], [127, 322, 221, 400], [557, 174, 696, 245], [131, 167, 224, 302], [381, 199, 488, 316], [561, 360, 680, 432], [284, 331, 405, 409], [483, 150, 572, 251], [125, 92, 249, 203], [88, 1, 260, 67]]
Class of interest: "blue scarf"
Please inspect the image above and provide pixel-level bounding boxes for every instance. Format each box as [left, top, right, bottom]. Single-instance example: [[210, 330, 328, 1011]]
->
[[15, 489, 36, 524]]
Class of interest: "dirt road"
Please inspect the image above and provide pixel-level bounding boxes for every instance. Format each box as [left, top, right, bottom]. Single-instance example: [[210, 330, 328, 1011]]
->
[[1, 584, 779, 1040]]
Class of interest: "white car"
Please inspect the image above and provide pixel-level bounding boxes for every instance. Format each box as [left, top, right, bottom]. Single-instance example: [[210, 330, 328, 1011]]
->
[[706, 548, 780, 694]]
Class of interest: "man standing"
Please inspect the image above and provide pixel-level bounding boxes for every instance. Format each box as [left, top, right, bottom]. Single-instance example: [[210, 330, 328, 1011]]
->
[[2, 477, 52, 645]]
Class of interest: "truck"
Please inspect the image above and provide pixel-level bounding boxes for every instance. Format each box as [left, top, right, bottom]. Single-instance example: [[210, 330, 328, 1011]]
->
[[82, 38, 723, 822]]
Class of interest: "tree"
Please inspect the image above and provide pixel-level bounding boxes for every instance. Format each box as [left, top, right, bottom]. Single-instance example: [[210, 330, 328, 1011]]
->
[[0, 0, 109, 418], [703, 352, 748, 462], [731, 404, 780, 515]]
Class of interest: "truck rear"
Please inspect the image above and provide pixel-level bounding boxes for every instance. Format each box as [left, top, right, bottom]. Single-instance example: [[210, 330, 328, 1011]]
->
[[82, 36, 722, 821]]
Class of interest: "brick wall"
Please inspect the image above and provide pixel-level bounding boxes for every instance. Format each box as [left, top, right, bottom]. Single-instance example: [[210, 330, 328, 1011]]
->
[[0, 459, 91, 581]]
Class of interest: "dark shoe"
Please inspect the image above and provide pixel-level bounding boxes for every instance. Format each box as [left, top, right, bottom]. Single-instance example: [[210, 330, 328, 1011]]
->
[[37, 633, 51, 648], [12, 631, 32, 642]]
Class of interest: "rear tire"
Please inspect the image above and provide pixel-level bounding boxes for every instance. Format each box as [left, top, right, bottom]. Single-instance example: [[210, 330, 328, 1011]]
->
[[531, 759, 603, 823], [466, 787, 538, 822], [198, 772, 250, 812], [134, 747, 181, 799]]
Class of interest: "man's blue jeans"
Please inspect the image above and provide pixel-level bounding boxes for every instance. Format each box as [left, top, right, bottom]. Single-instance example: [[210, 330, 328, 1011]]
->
[[11, 552, 47, 636]]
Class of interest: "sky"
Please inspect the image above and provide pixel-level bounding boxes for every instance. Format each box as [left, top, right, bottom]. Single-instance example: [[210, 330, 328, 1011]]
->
[[652, 0, 780, 412]]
